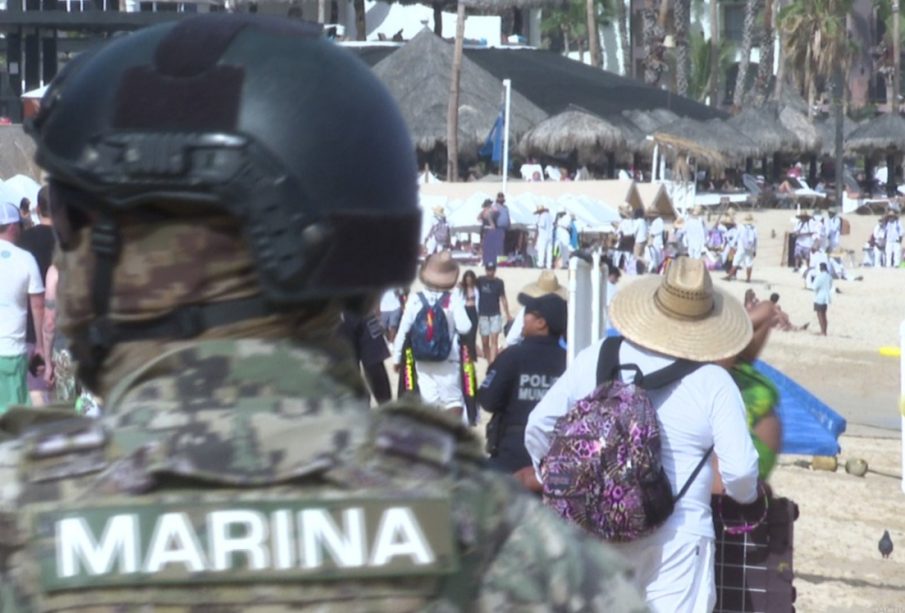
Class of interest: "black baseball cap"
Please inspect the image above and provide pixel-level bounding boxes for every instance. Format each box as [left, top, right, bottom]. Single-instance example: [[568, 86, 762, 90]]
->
[[522, 293, 567, 336]]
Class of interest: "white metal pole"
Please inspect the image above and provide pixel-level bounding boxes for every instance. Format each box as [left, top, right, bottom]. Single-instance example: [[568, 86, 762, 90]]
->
[[502, 79, 512, 194], [652, 144, 659, 182], [900, 319, 905, 494]]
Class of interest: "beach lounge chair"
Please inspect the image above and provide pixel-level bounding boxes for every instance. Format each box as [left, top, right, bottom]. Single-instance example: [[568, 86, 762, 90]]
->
[[742, 174, 795, 209], [841, 174, 893, 215]]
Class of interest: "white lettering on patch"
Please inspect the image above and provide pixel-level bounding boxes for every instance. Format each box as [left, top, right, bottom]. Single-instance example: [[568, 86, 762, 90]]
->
[[208, 510, 270, 571], [300, 508, 365, 569], [370, 507, 434, 566], [57, 515, 138, 578], [143, 512, 207, 573]]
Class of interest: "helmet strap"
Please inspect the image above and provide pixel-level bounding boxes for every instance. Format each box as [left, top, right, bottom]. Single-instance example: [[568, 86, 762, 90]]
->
[[78, 215, 121, 389], [75, 213, 280, 389]]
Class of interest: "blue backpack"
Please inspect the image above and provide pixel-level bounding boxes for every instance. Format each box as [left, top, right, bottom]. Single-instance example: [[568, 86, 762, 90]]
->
[[410, 292, 452, 362]]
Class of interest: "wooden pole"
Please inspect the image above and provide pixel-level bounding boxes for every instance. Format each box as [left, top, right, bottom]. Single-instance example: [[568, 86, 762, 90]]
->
[[446, 1, 466, 182], [895, 0, 901, 113], [587, 0, 602, 67]]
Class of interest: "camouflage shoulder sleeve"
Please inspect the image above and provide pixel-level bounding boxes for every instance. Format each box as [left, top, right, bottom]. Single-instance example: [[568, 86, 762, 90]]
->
[[475, 496, 647, 612], [0, 438, 25, 612]]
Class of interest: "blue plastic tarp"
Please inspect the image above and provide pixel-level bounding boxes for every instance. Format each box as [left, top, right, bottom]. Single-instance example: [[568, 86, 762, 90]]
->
[[753, 359, 846, 456], [603, 329, 846, 456]]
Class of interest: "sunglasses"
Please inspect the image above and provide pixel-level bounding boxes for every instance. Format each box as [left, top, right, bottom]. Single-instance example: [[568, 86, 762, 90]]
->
[[48, 181, 98, 251]]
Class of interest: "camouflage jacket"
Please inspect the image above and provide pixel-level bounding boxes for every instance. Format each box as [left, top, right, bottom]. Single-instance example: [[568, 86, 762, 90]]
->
[[0, 339, 645, 612]]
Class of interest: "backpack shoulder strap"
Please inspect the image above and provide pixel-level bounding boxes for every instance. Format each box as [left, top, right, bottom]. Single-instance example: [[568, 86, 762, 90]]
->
[[674, 446, 714, 503], [417, 292, 429, 309], [595, 336, 623, 386], [638, 359, 704, 390]]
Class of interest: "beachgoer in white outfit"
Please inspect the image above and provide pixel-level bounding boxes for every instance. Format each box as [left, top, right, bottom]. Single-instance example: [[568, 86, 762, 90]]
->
[[883, 214, 903, 268], [684, 211, 706, 260], [526, 258, 758, 613], [535, 207, 554, 269]]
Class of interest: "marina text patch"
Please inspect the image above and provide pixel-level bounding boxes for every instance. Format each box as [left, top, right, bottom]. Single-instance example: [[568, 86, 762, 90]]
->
[[32, 496, 458, 591]]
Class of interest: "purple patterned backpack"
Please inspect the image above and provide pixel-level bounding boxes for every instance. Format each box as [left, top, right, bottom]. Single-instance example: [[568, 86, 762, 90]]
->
[[541, 337, 712, 542]]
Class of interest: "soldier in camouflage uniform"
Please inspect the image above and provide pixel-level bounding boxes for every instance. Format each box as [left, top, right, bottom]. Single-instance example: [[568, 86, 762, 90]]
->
[[0, 14, 646, 611]]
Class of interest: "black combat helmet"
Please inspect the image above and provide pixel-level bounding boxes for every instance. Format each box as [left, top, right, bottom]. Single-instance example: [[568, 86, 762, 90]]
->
[[27, 15, 420, 379]]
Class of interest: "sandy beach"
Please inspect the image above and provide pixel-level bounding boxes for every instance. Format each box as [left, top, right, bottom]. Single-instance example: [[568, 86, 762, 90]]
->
[[396, 206, 905, 610]]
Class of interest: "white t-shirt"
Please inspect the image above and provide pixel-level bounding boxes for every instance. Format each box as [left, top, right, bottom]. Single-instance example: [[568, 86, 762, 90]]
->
[[526, 338, 759, 540], [0, 238, 44, 357], [379, 288, 401, 313], [649, 217, 665, 248], [634, 219, 649, 243]]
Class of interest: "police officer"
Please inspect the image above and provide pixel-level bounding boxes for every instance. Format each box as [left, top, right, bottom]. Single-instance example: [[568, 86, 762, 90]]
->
[[479, 293, 567, 485], [0, 14, 644, 611]]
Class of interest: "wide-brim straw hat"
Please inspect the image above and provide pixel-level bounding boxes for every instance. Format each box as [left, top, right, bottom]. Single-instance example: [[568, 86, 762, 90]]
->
[[609, 257, 752, 362], [692, 206, 704, 216], [673, 216, 686, 229], [742, 213, 755, 223], [419, 251, 460, 290], [534, 204, 548, 213], [432, 206, 445, 216], [519, 270, 569, 300]]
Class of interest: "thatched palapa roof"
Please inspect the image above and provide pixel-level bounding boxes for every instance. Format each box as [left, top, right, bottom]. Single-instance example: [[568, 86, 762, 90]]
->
[[653, 117, 728, 171], [703, 119, 759, 159], [623, 108, 680, 135], [727, 106, 799, 156], [778, 106, 822, 153], [654, 117, 756, 166], [844, 113, 905, 154], [519, 106, 625, 163], [605, 113, 649, 155], [372, 29, 547, 155], [814, 116, 859, 155]]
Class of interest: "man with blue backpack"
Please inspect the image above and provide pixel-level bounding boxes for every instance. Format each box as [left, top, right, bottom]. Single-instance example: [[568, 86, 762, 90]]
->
[[393, 252, 473, 420], [526, 257, 761, 612]]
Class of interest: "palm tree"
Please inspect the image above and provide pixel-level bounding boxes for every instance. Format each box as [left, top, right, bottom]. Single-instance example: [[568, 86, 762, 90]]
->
[[353, 0, 366, 40], [688, 28, 735, 102], [673, 0, 692, 95], [616, 0, 632, 75], [641, 0, 669, 85], [873, 0, 904, 111], [541, 0, 589, 56], [753, 0, 775, 104], [778, 0, 853, 118], [587, 0, 602, 67], [709, 0, 720, 105], [732, 0, 762, 107]]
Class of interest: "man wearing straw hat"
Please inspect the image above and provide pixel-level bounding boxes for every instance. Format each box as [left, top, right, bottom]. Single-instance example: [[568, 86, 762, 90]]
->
[[725, 213, 758, 282], [393, 252, 473, 418], [424, 205, 451, 254], [526, 257, 759, 612], [792, 210, 818, 271]]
